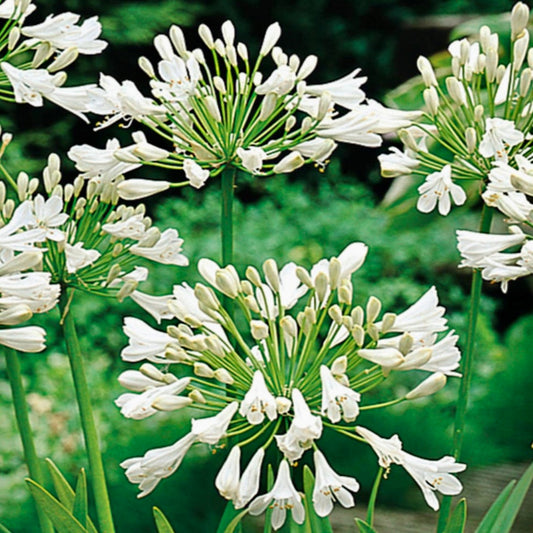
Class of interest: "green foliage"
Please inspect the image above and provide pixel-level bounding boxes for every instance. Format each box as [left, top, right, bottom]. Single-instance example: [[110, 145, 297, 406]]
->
[[153, 507, 177, 533], [302, 466, 333, 533], [444, 499, 467, 533], [355, 518, 379, 533]]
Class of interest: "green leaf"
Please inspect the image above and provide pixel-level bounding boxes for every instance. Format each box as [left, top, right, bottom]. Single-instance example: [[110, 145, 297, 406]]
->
[[26, 479, 88, 533], [263, 465, 275, 533], [488, 462, 533, 533], [153, 507, 176, 533], [46, 459, 98, 533], [443, 499, 467, 533], [302, 466, 333, 533], [72, 469, 88, 529], [0, 523, 13, 533], [354, 518, 378, 533], [221, 509, 249, 533], [216, 500, 244, 533]]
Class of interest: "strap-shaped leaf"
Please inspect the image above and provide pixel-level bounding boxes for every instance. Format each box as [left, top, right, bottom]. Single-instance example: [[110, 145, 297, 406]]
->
[[26, 479, 88, 533], [354, 518, 379, 533], [443, 499, 467, 533], [153, 507, 176, 533], [216, 501, 243, 533], [221, 509, 249, 533], [0, 523, 13, 533], [263, 465, 275, 533], [46, 459, 98, 533], [302, 466, 333, 533], [72, 469, 88, 529], [475, 481, 515, 533], [487, 462, 533, 533]]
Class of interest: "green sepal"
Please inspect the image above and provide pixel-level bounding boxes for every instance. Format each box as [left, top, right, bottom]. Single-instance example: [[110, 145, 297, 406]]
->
[[153, 507, 176, 533], [25, 478, 88, 533], [443, 498, 467, 533], [476, 461, 533, 533], [46, 459, 98, 533], [354, 518, 378, 533]]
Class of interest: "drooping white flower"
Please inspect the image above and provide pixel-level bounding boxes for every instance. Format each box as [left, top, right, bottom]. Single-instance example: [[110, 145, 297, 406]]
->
[[183, 159, 209, 188], [291, 138, 337, 164], [0, 325, 46, 352], [130, 229, 188, 266], [0, 272, 60, 314], [256, 65, 296, 96], [121, 433, 196, 497], [479, 118, 524, 161], [305, 68, 367, 109], [312, 450, 359, 517], [317, 106, 382, 146], [21, 13, 107, 54], [102, 214, 147, 240], [239, 371, 277, 424], [417, 165, 467, 216], [356, 426, 465, 510], [275, 388, 322, 462], [248, 460, 305, 530], [234, 448, 265, 509], [129, 290, 175, 323], [378, 146, 419, 178], [64, 243, 101, 273], [191, 401, 238, 444], [405, 372, 447, 400], [366, 100, 423, 134], [215, 445, 241, 500], [320, 365, 360, 423]]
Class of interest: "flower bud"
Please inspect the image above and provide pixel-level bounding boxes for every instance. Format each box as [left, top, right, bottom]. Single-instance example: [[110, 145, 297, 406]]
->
[[511, 2, 530, 40], [295, 266, 313, 288], [358, 347, 404, 367], [198, 24, 214, 49], [240, 280, 253, 296], [170, 25, 188, 56], [243, 295, 261, 314], [314, 271, 329, 303], [204, 335, 227, 358], [215, 270, 240, 298], [32, 42, 51, 68], [189, 389, 207, 403], [328, 258, 341, 290], [118, 179, 170, 200], [399, 333, 414, 355], [301, 116, 313, 134], [8, 27, 19, 50], [297, 55, 318, 80], [513, 32, 530, 71], [485, 49, 498, 82], [351, 306, 364, 327], [328, 304, 343, 325], [251, 320, 269, 340], [331, 355, 347, 375], [263, 259, 280, 292], [445, 77, 466, 106], [416, 56, 437, 86], [259, 93, 278, 121], [260, 22, 281, 56], [118, 370, 159, 392], [48, 47, 78, 72], [351, 324, 365, 347], [380, 312, 396, 334], [280, 315, 298, 338], [520, 68, 532, 97], [213, 76, 226, 94], [237, 42, 248, 61], [317, 91, 331, 121], [399, 347, 432, 370], [474, 105, 484, 123], [204, 95, 222, 122], [465, 127, 477, 153], [399, 129, 418, 152], [423, 87, 439, 115], [226, 45, 238, 67], [17, 172, 28, 201], [275, 396, 291, 414], [140, 363, 166, 381], [194, 362, 215, 378], [285, 115, 297, 131], [194, 283, 221, 310], [273, 152, 305, 174], [496, 64, 506, 84], [338, 279, 352, 305], [214, 368, 234, 385], [405, 372, 447, 399], [153, 396, 193, 411], [138, 56, 155, 77], [366, 296, 381, 324], [245, 266, 263, 287]]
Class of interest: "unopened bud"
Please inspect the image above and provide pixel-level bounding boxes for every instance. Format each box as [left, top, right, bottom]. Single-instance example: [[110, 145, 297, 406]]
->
[[117, 279, 138, 302], [138, 56, 155, 77], [275, 396, 291, 414], [366, 296, 381, 324], [295, 266, 313, 288], [297, 54, 318, 80], [314, 271, 329, 303], [380, 312, 396, 334], [204, 95, 222, 122], [445, 76, 466, 106], [331, 355, 347, 375], [514, 32, 530, 71], [351, 306, 364, 327], [8, 27, 19, 50], [153, 396, 193, 411], [189, 389, 207, 403], [511, 2, 530, 40], [474, 105, 484, 123], [399, 333, 414, 355], [215, 270, 239, 298], [280, 315, 298, 338], [32, 42, 52, 68], [465, 127, 477, 154], [400, 347, 432, 370], [406, 372, 446, 399], [245, 266, 263, 287], [214, 368, 234, 385], [338, 279, 352, 305], [251, 320, 269, 340], [263, 259, 280, 292], [328, 304, 343, 325], [358, 347, 404, 367], [417, 56, 437, 86], [48, 47, 79, 72], [520, 68, 532, 97], [237, 42, 248, 61], [351, 325, 365, 347], [17, 172, 28, 201], [423, 87, 439, 115], [194, 283, 220, 310], [213, 76, 226, 94], [243, 295, 261, 314], [140, 363, 165, 381], [194, 362, 215, 378], [198, 24, 214, 49], [205, 335, 227, 358], [170, 25, 188, 56], [273, 152, 305, 174], [367, 323, 380, 342]]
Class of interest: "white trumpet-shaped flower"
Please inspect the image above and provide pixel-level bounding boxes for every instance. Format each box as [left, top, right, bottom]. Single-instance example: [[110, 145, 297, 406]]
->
[[239, 371, 277, 424], [320, 365, 360, 423]]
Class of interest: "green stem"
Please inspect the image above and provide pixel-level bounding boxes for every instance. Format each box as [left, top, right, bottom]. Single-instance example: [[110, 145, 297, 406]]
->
[[59, 290, 115, 533], [437, 204, 493, 533], [5, 348, 54, 533], [366, 467, 383, 527], [221, 167, 236, 266]]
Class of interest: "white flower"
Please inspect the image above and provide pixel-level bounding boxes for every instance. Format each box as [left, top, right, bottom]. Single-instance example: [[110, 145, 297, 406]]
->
[[236, 147, 267, 174], [405, 372, 447, 399], [320, 365, 360, 423], [256, 65, 296, 96], [215, 445, 241, 500], [291, 138, 337, 164], [0, 202, 46, 251], [130, 228, 188, 266], [191, 401, 238, 444], [356, 426, 465, 511], [366, 99, 422, 134], [121, 317, 176, 363], [0, 272, 60, 314], [102, 214, 147, 240], [378, 146, 419, 178], [129, 290, 175, 323], [275, 388, 322, 462], [21, 13, 107, 55], [29, 195, 68, 242], [183, 159, 209, 188], [0, 325, 46, 352], [87, 74, 163, 129], [417, 165, 467, 216], [115, 377, 190, 419], [64, 243, 100, 273], [305, 68, 367, 109], [248, 460, 305, 530], [121, 433, 196, 497], [151, 55, 201, 103], [312, 450, 359, 517], [118, 369, 161, 392], [234, 448, 265, 509], [118, 179, 171, 200], [0, 0, 35, 20], [317, 106, 382, 146], [479, 118, 524, 161], [239, 371, 277, 424]]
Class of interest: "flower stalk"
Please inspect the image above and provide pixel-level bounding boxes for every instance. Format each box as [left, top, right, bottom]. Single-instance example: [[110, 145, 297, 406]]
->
[[59, 289, 116, 533], [5, 347, 54, 533], [366, 467, 384, 527], [221, 167, 236, 266]]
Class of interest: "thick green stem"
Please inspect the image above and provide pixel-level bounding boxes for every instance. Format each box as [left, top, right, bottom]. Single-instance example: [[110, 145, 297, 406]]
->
[[221, 168, 236, 266], [5, 348, 54, 533], [366, 467, 383, 527], [59, 291, 115, 533], [437, 205, 493, 533]]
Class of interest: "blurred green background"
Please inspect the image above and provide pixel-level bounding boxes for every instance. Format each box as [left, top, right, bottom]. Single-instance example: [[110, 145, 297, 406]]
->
[[1, 0, 532, 531]]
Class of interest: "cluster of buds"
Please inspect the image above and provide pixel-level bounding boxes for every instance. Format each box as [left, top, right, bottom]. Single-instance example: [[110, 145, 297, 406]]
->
[[117, 242, 465, 528], [378, 1, 533, 291], [0, 0, 106, 118], [67, 20, 420, 193], [0, 132, 188, 305]]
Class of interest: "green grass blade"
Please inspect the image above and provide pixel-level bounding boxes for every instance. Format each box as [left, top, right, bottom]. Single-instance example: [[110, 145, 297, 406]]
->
[[216, 501, 243, 533], [153, 507, 176, 533], [443, 499, 467, 533], [354, 518, 378, 533], [475, 481, 516, 533], [26, 479, 87, 533], [72, 469, 88, 529], [0, 523, 13, 533]]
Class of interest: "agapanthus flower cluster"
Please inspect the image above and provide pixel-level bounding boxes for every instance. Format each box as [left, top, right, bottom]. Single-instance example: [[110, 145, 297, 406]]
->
[[117, 242, 465, 528], [0, 198, 59, 352], [378, 2, 533, 292], [0, 0, 107, 119], [0, 133, 188, 306], [68, 20, 419, 194]]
